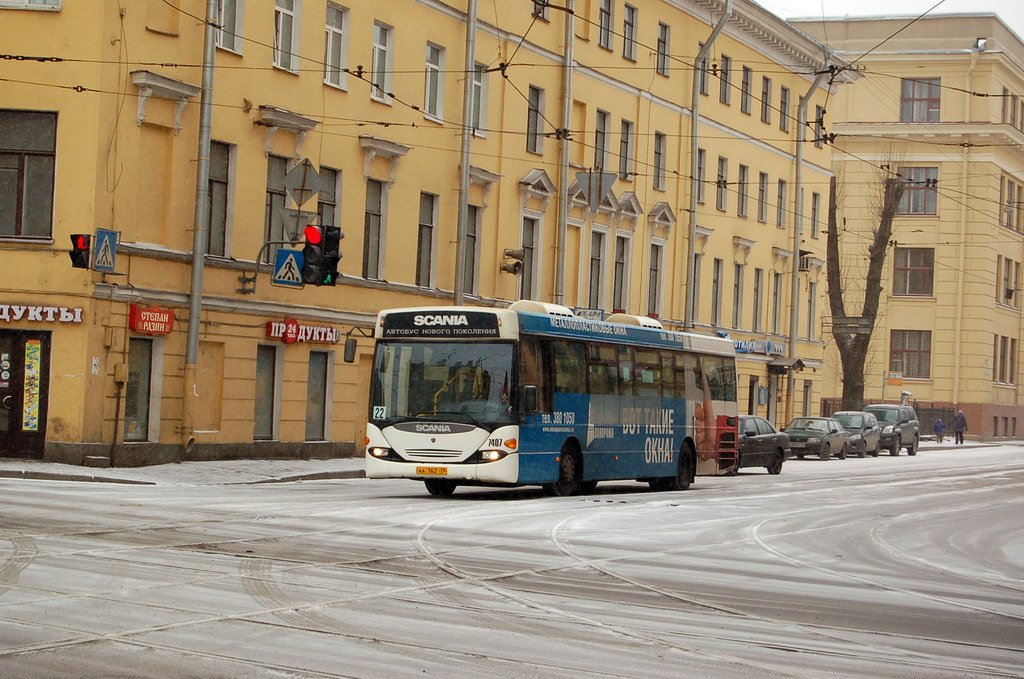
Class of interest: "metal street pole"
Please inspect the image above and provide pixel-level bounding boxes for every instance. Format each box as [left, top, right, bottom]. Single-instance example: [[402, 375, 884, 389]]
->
[[453, 0, 477, 306], [181, 0, 218, 457]]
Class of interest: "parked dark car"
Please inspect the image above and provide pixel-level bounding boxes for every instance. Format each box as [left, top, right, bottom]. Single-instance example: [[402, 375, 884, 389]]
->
[[832, 411, 882, 457], [737, 415, 791, 474], [784, 417, 850, 461], [863, 404, 920, 456]]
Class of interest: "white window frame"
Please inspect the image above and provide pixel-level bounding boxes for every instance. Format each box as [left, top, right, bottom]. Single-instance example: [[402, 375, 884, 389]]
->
[[648, 240, 665, 316], [216, 0, 243, 53], [612, 233, 631, 312], [806, 282, 817, 340], [622, 5, 637, 61], [470, 62, 488, 135], [588, 227, 608, 309], [324, 3, 349, 89], [656, 23, 670, 76], [254, 344, 283, 441], [526, 85, 545, 154], [371, 21, 394, 104], [416, 192, 437, 288], [653, 132, 666, 190], [273, 0, 300, 72], [423, 43, 445, 121], [619, 119, 634, 180], [752, 267, 764, 332], [732, 263, 744, 329], [0, 0, 61, 9], [520, 212, 543, 300], [594, 109, 609, 171], [696, 148, 706, 204], [125, 337, 164, 443], [716, 155, 728, 211], [598, 0, 614, 50], [711, 257, 723, 325]]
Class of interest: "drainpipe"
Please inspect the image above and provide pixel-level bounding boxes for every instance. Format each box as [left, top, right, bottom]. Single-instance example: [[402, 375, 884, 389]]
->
[[785, 65, 830, 424], [453, 0, 478, 306], [554, 1, 575, 305], [684, 0, 732, 330], [181, 0, 218, 459], [953, 50, 978, 408]]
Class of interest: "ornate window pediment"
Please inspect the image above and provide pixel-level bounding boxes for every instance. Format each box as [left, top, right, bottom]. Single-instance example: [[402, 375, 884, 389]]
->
[[359, 135, 410, 185], [519, 168, 555, 210], [131, 70, 200, 134], [648, 201, 676, 239], [258, 105, 318, 157], [733, 236, 755, 264]]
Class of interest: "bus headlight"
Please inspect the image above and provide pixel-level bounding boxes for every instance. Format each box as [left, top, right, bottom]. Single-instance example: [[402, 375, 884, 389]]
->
[[807, 437, 820, 443], [368, 447, 390, 458], [479, 450, 508, 462]]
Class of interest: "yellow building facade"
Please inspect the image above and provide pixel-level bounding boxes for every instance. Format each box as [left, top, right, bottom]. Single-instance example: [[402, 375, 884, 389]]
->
[[794, 14, 1024, 439], [0, 0, 843, 465]]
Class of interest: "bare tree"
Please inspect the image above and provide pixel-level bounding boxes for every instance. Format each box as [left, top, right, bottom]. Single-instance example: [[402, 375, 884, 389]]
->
[[825, 173, 905, 410]]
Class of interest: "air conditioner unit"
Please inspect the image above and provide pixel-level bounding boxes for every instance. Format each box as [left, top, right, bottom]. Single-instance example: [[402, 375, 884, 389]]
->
[[798, 255, 812, 272]]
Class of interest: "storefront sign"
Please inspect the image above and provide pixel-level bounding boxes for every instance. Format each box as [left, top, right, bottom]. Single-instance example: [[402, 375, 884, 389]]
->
[[129, 304, 175, 335], [266, 318, 339, 345], [733, 339, 785, 356], [0, 304, 83, 324]]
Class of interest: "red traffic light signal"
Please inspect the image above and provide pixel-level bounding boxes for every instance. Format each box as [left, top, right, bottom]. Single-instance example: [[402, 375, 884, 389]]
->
[[303, 224, 322, 245], [69, 234, 92, 269], [301, 225, 325, 284]]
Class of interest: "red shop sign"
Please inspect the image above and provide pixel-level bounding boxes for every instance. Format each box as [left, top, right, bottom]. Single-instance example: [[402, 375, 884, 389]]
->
[[129, 304, 175, 335], [266, 318, 338, 345]]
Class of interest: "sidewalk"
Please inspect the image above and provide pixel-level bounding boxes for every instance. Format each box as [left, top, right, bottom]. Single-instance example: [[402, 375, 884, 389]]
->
[[0, 456, 366, 486]]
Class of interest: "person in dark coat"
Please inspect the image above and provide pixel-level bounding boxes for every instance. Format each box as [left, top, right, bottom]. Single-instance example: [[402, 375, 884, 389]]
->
[[933, 418, 946, 444], [951, 410, 967, 445]]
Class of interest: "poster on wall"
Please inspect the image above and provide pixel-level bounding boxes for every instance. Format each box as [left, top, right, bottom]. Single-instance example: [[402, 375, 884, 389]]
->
[[22, 339, 41, 432]]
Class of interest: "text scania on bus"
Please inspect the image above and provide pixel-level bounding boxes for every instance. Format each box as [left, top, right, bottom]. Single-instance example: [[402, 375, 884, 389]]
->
[[365, 302, 738, 498]]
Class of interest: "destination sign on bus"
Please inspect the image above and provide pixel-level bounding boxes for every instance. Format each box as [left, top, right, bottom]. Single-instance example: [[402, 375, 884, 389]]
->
[[382, 311, 501, 338]]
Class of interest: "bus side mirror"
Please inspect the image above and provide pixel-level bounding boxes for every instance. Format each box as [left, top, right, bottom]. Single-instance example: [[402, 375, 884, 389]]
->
[[522, 385, 538, 413], [343, 337, 357, 363]]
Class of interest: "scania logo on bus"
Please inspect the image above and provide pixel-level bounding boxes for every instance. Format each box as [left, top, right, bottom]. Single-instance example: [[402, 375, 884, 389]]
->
[[392, 422, 476, 434], [413, 314, 468, 327]]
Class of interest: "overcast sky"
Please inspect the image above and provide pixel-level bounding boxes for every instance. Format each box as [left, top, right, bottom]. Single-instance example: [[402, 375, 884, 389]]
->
[[756, 0, 1024, 40]]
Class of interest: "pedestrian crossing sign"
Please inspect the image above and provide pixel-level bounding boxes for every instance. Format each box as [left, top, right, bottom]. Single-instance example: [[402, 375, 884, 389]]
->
[[271, 249, 305, 289], [92, 228, 118, 273]]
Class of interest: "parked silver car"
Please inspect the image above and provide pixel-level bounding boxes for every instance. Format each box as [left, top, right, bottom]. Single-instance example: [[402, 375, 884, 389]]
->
[[832, 411, 882, 457]]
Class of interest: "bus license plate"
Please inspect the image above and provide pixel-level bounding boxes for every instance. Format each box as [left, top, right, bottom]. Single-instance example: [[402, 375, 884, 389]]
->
[[416, 466, 448, 476]]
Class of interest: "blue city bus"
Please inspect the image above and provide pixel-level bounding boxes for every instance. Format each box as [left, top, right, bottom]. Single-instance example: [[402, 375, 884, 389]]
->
[[365, 301, 738, 497]]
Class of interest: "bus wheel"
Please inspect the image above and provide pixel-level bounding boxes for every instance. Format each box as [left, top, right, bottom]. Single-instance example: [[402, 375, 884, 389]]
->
[[580, 481, 598, 494], [424, 479, 457, 497], [660, 446, 694, 492], [544, 447, 581, 497]]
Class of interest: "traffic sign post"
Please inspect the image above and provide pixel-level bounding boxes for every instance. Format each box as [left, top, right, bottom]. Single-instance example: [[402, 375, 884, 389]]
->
[[283, 158, 321, 207], [271, 249, 305, 289], [92, 228, 119, 273]]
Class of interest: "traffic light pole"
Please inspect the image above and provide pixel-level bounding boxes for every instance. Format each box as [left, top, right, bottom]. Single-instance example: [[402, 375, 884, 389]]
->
[[453, 0, 477, 306], [181, 0, 218, 459]]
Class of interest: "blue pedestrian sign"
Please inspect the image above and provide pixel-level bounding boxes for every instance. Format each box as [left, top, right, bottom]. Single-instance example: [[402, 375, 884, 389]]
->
[[272, 249, 305, 289], [92, 228, 118, 273]]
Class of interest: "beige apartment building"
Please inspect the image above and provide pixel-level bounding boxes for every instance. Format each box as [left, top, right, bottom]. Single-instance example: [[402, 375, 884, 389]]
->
[[0, 0, 845, 465], [793, 14, 1024, 438]]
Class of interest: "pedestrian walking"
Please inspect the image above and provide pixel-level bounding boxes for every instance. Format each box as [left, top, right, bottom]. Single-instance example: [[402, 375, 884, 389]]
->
[[933, 417, 946, 444], [952, 410, 967, 445]]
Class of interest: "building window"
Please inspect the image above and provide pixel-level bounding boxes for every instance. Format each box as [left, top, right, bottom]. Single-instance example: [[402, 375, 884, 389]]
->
[[996, 255, 1021, 307], [711, 258, 723, 325], [900, 78, 940, 122], [588, 230, 605, 308], [618, 119, 634, 180], [464, 204, 480, 295], [1000, 175, 1022, 230], [470, 63, 487, 133], [0, 0, 61, 8], [370, 22, 393, 103], [696, 148, 706, 204], [890, 329, 931, 378], [648, 243, 662, 315], [757, 172, 768, 222], [521, 216, 538, 300], [324, 3, 348, 88], [207, 141, 231, 257], [741, 66, 752, 114], [893, 247, 934, 296], [594, 109, 609, 171], [692, 254, 702, 322], [423, 43, 445, 120], [598, 0, 613, 50], [317, 166, 340, 229], [263, 154, 288, 263], [124, 338, 157, 442], [760, 76, 772, 124], [737, 164, 749, 217], [771, 271, 782, 334], [363, 178, 384, 279], [531, 0, 549, 20], [697, 43, 709, 95], [719, 54, 731, 105], [732, 263, 744, 328], [653, 132, 666, 190], [776, 179, 787, 228], [613, 235, 628, 311], [0, 110, 55, 239], [898, 167, 938, 215], [752, 268, 764, 332], [416, 192, 435, 287], [622, 4, 637, 60], [254, 344, 279, 441], [716, 156, 728, 211], [527, 85, 544, 154], [216, 0, 242, 52], [810, 191, 820, 238], [656, 23, 670, 76], [305, 351, 330, 441], [779, 86, 790, 132], [806, 282, 816, 340], [273, 0, 298, 71]]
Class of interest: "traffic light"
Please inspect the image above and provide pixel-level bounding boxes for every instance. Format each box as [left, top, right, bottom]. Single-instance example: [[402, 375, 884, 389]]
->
[[301, 224, 325, 285], [500, 248, 525, 275], [320, 226, 343, 286], [69, 234, 91, 269]]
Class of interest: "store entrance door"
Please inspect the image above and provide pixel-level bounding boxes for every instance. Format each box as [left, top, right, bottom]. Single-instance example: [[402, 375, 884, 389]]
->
[[0, 330, 50, 458]]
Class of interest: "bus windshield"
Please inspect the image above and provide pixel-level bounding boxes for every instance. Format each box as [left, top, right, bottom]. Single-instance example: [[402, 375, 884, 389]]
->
[[371, 341, 515, 426]]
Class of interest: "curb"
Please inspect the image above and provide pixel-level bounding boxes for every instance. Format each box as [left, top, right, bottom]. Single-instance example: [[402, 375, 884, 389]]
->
[[0, 470, 155, 485], [246, 470, 366, 484]]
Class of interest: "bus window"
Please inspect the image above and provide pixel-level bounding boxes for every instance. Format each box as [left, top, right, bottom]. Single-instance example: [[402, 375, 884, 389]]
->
[[634, 349, 661, 398], [661, 352, 676, 397], [618, 346, 635, 396], [587, 344, 618, 395], [682, 354, 701, 401], [704, 356, 737, 401], [519, 337, 551, 412], [550, 340, 586, 393]]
